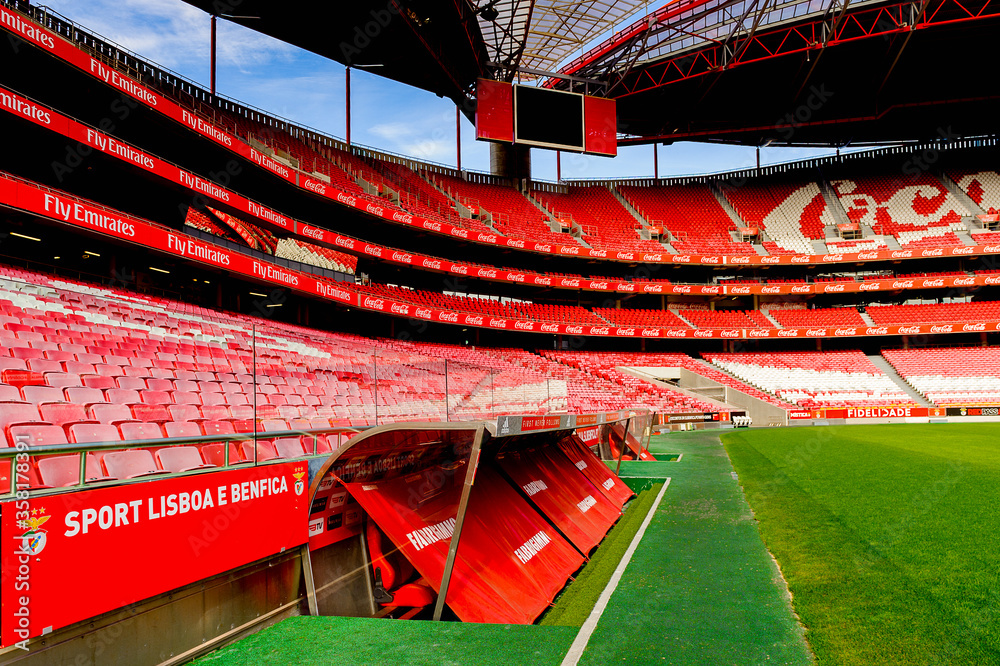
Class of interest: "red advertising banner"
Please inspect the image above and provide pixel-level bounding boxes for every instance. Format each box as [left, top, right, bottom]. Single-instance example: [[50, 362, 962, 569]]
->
[[1, 462, 309, 647], [557, 435, 634, 509], [583, 96, 617, 157], [4, 8, 999, 270]]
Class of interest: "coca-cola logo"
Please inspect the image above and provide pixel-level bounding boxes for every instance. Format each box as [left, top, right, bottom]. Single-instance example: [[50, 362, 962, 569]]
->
[[392, 212, 413, 224], [366, 204, 384, 216], [694, 330, 713, 338], [922, 279, 945, 287], [439, 312, 459, 322], [537, 244, 552, 252], [590, 327, 610, 335], [563, 279, 580, 287], [478, 233, 498, 243], [835, 328, 857, 336], [560, 246, 580, 255], [301, 226, 323, 240], [390, 303, 410, 315], [489, 318, 508, 328], [392, 252, 413, 263], [731, 286, 751, 294], [464, 315, 484, 325], [748, 329, 770, 338], [893, 281, 914, 289], [954, 277, 975, 286], [984, 245, 1000, 252], [451, 228, 469, 239], [761, 286, 781, 294], [778, 329, 799, 337], [806, 329, 828, 336], [510, 273, 526, 282], [506, 239, 526, 248], [722, 329, 741, 338], [643, 284, 664, 293], [416, 308, 432, 318], [891, 250, 913, 258], [791, 256, 810, 263], [731, 256, 751, 264], [364, 245, 382, 257], [761, 256, 781, 264], [673, 285, 692, 294], [565, 326, 584, 334], [422, 259, 442, 270], [477, 268, 497, 278], [921, 248, 944, 257], [930, 324, 954, 333], [305, 179, 327, 195], [363, 297, 385, 310], [643, 254, 663, 262], [615, 328, 636, 336], [866, 326, 889, 335], [701, 256, 720, 264], [590, 282, 608, 290], [860, 282, 881, 291], [822, 254, 844, 262], [334, 237, 354, 249], [514, 321, 535, 330], [791, 285, 811, 293], [540, 324, 559, 332], [591, 249, 608, 258], [641, 328, 661, 337], [898, 326, 922, 334], [858, 251, 879, 260], [672, 255, 692, 263], [952, 246, 975, 255], [963, 323, 986, 331], [452, 265, 469, 275], [534, 276, 552, 286], [985, 276, 1000, 285], [425, 222, 442, 232], [824, 284, 846, 292], [617, 283, 635, 292], [616, 252, 635, 260], [335, 193, 357, 207], [666, 330, 687, 338]]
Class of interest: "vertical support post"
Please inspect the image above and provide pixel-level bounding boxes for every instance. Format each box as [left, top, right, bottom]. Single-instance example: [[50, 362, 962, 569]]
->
[[556, 151, 562, 181], [615, 417, 632, 477], [456, 105, 462, 171], [346, 66, 352, 148], [653, 143, 658, 179], [252, 323, 258, 461], [756, 146, 761, 170], [210, 15, 217, 96], [432, 425, 486, 621]]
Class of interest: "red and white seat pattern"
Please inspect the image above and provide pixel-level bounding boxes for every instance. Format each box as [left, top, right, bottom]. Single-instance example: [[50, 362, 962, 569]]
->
[[703, 351, 916, 409], [830, 176, 970, 246], [950, 170, 1000, 214], [882, 347, 1000, 405], [723, 182, 832, 255]]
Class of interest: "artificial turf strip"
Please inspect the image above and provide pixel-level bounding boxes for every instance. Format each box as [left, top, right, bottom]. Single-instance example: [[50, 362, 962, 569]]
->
[[193, 616, 578, 666], [722, 424, 1000, 665], [541, 483, 664, 627], [577, 431, 812, 665]]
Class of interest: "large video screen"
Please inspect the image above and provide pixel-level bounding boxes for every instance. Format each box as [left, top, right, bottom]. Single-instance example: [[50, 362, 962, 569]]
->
[[514, 85, 585, 151]]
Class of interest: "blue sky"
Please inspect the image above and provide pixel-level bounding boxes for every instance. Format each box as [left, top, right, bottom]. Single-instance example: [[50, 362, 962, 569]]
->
[[39, 0, 844, 180]]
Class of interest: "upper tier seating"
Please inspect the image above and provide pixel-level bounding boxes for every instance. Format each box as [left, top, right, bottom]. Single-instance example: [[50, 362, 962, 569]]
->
[[867, 301, 1000, 325], [949, 170, 1000, 214], [679, 309, 774, 329], [703, 351, 917, 409], [767, 308, 867, 328], [618, 184, 757, 255], [830, 175, 970, 245], [722, 181, 832, 254], [531, 186, 668, 253], [882, 347, 1000, 405]]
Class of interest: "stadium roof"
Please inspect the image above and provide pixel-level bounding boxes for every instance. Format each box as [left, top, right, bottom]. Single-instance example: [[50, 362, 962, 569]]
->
[[182, 0, 1000, 146]]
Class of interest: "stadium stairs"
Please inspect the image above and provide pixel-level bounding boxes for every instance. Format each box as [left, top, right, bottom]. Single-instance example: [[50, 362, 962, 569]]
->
[[866, 355, 935, 407]]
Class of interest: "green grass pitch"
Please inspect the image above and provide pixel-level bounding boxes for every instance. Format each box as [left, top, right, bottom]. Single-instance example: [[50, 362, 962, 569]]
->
[[722, 423, 1000, 665]]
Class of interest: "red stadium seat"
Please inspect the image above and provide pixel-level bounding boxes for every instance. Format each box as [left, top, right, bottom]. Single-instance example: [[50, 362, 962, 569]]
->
[[155, 446, 215, 472], [102, 450, 167, 479]]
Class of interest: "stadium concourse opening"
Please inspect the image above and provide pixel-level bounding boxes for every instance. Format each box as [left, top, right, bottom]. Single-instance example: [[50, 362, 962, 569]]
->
[[304, 413, 646, 624]]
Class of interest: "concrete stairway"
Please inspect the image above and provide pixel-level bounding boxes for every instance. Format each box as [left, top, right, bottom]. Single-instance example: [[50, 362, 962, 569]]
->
[[868, 355, 935, 407]]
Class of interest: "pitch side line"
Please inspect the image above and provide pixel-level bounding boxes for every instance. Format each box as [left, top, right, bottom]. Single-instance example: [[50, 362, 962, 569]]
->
[[560, 477, 672, 666]]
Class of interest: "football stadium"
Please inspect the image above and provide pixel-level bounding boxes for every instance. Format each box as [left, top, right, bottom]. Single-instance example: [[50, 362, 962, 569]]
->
[[0, 0, 999, 663]]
